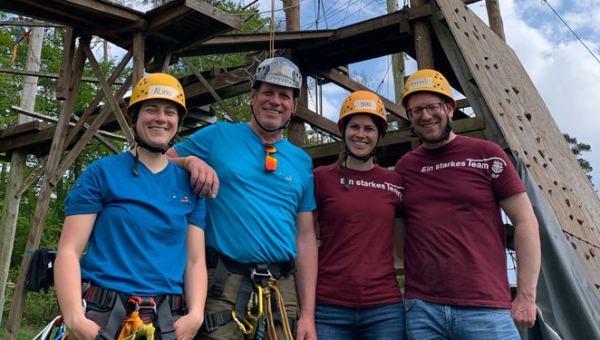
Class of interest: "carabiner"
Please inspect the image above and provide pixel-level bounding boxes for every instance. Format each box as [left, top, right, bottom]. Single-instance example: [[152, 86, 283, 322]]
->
[[232, 310, 254, 335], [247, 286, 264, 321]]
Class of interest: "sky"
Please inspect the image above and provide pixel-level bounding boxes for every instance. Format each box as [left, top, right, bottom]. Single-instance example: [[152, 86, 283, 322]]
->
[[122, 0, 600, 189]]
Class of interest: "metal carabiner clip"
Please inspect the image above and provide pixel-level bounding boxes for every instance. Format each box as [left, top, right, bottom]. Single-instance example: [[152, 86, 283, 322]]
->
[[232, 310, 254, 335]]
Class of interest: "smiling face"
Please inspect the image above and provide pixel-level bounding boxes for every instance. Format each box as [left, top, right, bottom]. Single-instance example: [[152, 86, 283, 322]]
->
[[406, 92, 456, 148], [250, 82, 298, 132], [344, 114, 380, 158], [133, 99, 179, 149]]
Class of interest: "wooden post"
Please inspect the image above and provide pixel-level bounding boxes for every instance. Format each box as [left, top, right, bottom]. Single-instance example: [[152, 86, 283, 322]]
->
[[411, 0, 435, 69], [4, 35, 87, 340], [0, 25, 44, 329], [387, 0, 406, 104], [282, 0, 305, 147], [485, 0, 505, 41], [132, 32, 145, 86]]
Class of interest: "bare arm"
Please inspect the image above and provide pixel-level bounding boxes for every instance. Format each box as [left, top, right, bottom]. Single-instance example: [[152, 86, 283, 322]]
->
[[173, 225, 207, 339], [499, 192, 540, 330], [294, 211, 318, 340], [165, 148, 219, 198], [54, 214, 101, 339]]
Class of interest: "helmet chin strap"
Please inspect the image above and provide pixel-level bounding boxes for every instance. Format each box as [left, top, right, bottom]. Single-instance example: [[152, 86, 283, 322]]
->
[[341, 133, 380, 190], [343, 131, 380, 162], [131, 127, 177, 176]]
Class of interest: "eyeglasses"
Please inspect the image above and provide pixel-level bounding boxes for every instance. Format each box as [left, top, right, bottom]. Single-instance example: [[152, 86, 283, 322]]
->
[[407, 102, 445, 117], [265, 143, 277, 172]]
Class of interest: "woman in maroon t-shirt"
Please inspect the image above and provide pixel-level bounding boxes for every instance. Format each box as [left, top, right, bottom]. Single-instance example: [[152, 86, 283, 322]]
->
[[313, 90, 406, 339]]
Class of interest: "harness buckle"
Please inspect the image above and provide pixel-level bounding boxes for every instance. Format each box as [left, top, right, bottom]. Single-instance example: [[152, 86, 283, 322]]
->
[[127, 296, 157, 315], [250, 268, 272, 282]]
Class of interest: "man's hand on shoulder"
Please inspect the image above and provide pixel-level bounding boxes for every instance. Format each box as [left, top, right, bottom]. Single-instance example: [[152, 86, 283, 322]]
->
[[185, 156, 219, 198], [166, 148, 219, 198]]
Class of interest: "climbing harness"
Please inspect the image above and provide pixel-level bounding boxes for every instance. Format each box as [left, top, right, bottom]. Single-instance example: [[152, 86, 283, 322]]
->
[[82, 283, 184, 340], [202, 248, 297, 340]]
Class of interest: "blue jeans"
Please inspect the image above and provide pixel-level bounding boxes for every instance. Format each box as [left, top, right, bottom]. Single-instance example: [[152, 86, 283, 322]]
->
[[404, 298, 520, 340], [315, 301, 406, 340]]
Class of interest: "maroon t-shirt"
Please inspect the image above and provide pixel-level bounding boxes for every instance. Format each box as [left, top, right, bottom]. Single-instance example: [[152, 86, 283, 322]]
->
[[395, 135, 525, 308], [314, 164, 404, 307]]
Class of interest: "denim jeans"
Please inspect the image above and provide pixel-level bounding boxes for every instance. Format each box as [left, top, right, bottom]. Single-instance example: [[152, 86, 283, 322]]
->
[[315, 300, 406, 340], [404, 298, 520, 340]]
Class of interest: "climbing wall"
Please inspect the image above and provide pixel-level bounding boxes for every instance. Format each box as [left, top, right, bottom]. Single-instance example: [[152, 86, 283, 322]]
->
[[435, 0, 600, 294]]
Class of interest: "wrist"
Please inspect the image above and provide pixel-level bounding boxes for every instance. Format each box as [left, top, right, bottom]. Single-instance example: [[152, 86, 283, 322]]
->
[[183, 156, 194, 171]]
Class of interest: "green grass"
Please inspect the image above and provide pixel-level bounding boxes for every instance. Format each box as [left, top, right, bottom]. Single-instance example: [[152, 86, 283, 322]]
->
[[0, 324, 42, 340]]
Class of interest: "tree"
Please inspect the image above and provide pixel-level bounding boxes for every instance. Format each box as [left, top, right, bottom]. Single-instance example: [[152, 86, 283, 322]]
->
[[564, 133, 593, 181]]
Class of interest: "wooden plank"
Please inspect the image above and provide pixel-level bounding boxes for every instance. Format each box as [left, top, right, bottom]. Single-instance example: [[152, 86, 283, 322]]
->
[[57, 27, 75, 100], [294, 106, 339, 137], [0, 121, 47, 139], [0, 67, 124, 85], [82, 42, 134, 143], [183, 57, 238, 122], [311, 68, 410, 126], [185, 0, 243, 30], [64, 0, 142, 21], [428, 6, 508, 149]]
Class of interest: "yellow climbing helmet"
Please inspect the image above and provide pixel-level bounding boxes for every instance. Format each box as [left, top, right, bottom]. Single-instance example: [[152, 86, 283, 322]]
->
[[338, 90, 388, 134], [126, 73, 187, 118], [401, 69, 455, 108]]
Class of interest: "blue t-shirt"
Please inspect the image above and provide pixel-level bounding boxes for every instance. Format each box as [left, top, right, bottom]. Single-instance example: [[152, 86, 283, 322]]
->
[[174, 122, 315, 263], [65, 152, 206, 296]]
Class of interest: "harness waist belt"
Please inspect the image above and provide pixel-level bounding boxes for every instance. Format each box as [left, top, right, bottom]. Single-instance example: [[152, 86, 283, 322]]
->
[[82, 282, 184, 312], [206, 247, 295, 279]]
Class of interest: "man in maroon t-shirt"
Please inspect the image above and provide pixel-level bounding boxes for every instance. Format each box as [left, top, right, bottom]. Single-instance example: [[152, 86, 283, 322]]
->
[[395, 69, 540, 339]]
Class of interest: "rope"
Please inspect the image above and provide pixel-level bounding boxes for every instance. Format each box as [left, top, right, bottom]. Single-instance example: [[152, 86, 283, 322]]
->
[[540, 0, 600, 69]]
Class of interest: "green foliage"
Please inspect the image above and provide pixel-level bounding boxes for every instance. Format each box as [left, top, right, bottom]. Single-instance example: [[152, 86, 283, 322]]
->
[[564, 133, 593, 181], [1, 279, 59, 333]]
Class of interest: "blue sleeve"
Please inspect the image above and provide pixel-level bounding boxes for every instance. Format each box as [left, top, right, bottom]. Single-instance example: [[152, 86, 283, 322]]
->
[[188, 197, 207, 230], [173, 123, 218, 161], [65, 162, 104, 216]]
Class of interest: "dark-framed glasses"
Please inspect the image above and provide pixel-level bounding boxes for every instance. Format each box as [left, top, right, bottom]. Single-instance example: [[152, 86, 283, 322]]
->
[[265, 143, 277, 172], [407, 102, 445, 117]]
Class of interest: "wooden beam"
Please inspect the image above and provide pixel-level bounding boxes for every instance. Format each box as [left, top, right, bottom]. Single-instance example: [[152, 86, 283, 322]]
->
[[63, 0, 142, 21], [11, 106, 126, 141], [82, 42, 134, 143], [294, 105, 339, 137], [183, 57, 238, 122], [57, 27, 75, 100], [0, 121, 47, 139], [180, 30, 334, 56], [311, 68, 410, 126], [50, 75, 134, 186], [65, 49, 132, 147], [0, 67, 124, 85], [0, 20, 65, 27]]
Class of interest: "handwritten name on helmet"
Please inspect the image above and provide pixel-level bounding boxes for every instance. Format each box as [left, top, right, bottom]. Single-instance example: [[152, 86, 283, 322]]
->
[[148, 85, 180, 99]]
